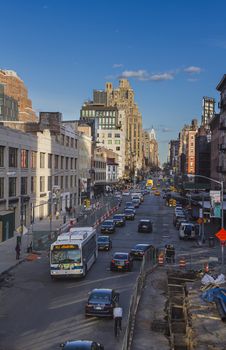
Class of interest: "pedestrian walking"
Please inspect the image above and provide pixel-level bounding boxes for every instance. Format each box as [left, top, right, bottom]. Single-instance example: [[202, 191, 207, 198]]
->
[[15, 243, 21, 260], [113, 303, 123, 337]]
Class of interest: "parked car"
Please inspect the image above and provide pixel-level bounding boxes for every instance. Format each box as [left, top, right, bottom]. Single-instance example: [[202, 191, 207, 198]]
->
[[60, 340, 104, 349], [138, 219, 153, 233], [85, 288, 119, 317], [97, 236, 112, 251], [101, 220, 116, 233], [110, 252, 133, 271], [124, 208, 135, 220], [176, 218, 187, 230], [130, 243, 152, 260], [113, 214, 126, 227]]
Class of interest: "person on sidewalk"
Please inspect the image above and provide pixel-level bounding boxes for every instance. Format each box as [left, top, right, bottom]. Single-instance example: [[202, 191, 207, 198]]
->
[[15, 243, 21, 260], [113, 303, 123, 337]]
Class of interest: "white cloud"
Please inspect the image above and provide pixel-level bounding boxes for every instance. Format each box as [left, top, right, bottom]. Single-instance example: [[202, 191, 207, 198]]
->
[[120, 70, 174, 81], [149, 73, 174, 81], [184, 66, 202, 74], [113, 64, 123, 68]]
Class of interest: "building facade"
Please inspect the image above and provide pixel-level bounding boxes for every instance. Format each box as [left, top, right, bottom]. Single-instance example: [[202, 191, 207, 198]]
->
[[0, 84, 18, 121], [201, 96, 215, 128], [0, 113, 79, 242], [0, 70, 37, 122]]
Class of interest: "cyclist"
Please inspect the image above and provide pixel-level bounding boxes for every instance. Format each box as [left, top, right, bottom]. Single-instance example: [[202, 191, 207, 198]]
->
[[113, 303, 123, 337]]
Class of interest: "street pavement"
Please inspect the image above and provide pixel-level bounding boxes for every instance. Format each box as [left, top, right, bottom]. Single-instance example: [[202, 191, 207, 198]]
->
[[0, 191, 225, 350]]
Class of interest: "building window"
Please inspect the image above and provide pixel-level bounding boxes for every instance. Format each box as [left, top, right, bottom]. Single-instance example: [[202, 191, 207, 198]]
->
[[54, 155, 59, 169], [70, 175, 73, 187], [108, 140, 112, 145], [40, 176, 45, 192], [108, 133, 112, 138], [71, 138, 74, 148], [115, 133, 120, 138], [74, 158, 77, 169], [0, 178, 4, 198], [31, 176, 36, 194], [61, 156, 64, 169], [115, 140, 120, 144], [21, 149, 29, 168], [31, 151, 37, 169], [65, 176, 68, 189], [48, 154, 52, 168], [66, 136, 69, 147], [9, 147, 18, 167], [60, 176, 64, 188], [0, 146, 4, 167], [74, 175, 77, 186], [21, 177, 28, 195], [116, 146, 120, 151], [9, 177, 16, 197], [66, 157, 69, 170], [75, 139, 78, 149], [61, 134, 65, 145], [40, 153, 45, 168], [70, 158, 73, 169], [54, 176, 58, 186], [48, 176, 52, 191]]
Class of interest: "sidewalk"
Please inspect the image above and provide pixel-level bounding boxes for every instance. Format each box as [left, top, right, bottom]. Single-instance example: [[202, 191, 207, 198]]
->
[[0, 215, 68, 277]]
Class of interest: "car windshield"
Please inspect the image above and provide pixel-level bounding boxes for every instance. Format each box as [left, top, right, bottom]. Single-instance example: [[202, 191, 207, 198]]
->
[[140, 220, 150, 223], [113, 215, 122, 220], [64, 342, 92, 349], [184, 225, 193, 233], [98, 237, 109, 243], [89, 292, 111, 304], [125, 209, 133, 213], [135, 245, 148, 251], [114, 253, 128, 260], [51, 249, 81, 264], [103, 221, 113, 226]]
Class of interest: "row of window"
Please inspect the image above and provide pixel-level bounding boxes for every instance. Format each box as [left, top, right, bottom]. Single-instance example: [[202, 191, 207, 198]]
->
[[56, 134, 78, 148], [81, 110, 117, 117], [93, 161, 106, 169], [97, 133, 121, 138], [94, 173, 106, 181], [0, 175, 77, 198], [0, 146, 77, 170]]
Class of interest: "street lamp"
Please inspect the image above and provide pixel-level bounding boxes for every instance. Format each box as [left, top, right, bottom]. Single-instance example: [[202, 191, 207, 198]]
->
[[187, 174, 224, 265]]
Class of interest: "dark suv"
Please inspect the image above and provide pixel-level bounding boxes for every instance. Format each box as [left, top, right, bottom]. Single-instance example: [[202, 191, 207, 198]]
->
[[60, 340, 104, 349], [85, 288, 119, 317], [138, 219, 152, 233], [113, 214, 126, 227], [101, 220, 115, 233], [130, 243, 152, 260]]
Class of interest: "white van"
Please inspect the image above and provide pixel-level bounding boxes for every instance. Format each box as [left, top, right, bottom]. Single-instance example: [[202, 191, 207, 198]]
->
[[179, 223, 196, 240]]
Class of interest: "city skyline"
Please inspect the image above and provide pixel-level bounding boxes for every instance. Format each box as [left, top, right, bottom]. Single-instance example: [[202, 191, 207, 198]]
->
[[1, 0, 226, 164]]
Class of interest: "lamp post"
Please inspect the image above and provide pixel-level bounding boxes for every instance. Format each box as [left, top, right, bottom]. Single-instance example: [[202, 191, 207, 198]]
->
[[187, 174, 224, 265]]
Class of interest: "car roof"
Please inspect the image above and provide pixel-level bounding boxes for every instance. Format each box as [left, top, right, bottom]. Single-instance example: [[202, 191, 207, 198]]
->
[[98, 235, 110, 239], [103, 220, 114, 223], [139, 219, 151, 222], [91, 288, 113, 294], [64, 340, 93, 347], [134, 243, 150, 247], [114, 252, 129, 256]]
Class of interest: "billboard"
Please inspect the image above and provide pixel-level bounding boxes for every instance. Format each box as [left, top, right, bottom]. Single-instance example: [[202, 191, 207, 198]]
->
[[210, 190, 221, 218]]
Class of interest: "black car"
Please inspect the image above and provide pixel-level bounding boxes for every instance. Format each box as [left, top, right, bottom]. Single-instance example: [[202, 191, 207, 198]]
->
[[138, 219, 152, 233], [112, 214, 126, 227], [100, 220, 115, 233], [85, 288, 119, 317], [124, 208, 135, 220], [130, 243, 152, 260], [97, 236, 112, 251], [60, 340, 104, 349], [110, 252, 133, 272]]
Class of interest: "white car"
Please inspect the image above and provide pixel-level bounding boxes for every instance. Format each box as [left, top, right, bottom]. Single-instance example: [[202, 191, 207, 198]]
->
[[122, 191, 130, 196]]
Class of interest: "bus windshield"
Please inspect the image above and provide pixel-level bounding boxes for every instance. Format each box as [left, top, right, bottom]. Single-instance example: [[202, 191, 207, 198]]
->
[[51, 249, 81, 264]]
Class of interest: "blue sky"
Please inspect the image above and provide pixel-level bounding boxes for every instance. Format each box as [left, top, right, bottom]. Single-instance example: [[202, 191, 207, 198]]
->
[[1, 0, 226, 164]]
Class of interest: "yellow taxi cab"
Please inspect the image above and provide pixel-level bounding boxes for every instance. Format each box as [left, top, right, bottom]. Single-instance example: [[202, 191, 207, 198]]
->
[[154, 191, 161, 196], [152, 187, 157, 191]]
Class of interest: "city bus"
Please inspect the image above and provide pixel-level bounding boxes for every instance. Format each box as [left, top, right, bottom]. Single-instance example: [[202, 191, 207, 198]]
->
[[50, 227, 98, 279]]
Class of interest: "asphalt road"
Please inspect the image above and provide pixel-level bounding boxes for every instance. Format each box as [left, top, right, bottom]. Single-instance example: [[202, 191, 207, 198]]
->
[[0, 191, 199, 350]]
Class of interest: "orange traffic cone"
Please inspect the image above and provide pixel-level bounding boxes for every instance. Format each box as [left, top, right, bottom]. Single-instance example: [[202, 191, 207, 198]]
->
[[179, 257, 186, 268]]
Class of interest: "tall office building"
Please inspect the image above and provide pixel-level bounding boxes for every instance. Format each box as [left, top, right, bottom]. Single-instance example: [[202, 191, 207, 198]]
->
[[201, 96, 215, 128], [0, 70, 37, 122]]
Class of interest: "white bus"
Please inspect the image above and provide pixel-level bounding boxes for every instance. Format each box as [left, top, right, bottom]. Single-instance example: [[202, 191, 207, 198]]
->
[[50, 227, 98, 279]]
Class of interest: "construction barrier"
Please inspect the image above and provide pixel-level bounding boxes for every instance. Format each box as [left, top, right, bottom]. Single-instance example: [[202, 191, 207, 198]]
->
[[179, 257, 186, 268], [158, 253, 164, 266]]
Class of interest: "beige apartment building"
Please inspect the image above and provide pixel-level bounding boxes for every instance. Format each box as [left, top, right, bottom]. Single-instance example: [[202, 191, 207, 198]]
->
[[105, 80, 143, 175], [0, 113, 79, 242], [0, 70, 37, 122]]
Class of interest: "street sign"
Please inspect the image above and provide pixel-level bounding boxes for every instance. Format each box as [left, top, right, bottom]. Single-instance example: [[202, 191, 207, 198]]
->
[[215, 228, 226, 242]]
